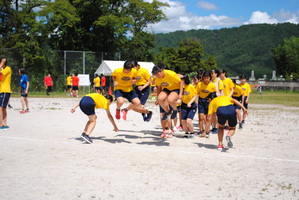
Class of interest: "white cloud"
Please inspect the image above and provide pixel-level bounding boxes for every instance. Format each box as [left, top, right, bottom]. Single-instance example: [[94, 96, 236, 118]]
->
[[245, 10, 299, 25], [197, 1, 218, 10], [245, 11, 279, 24], [146, 0, 241, 33]]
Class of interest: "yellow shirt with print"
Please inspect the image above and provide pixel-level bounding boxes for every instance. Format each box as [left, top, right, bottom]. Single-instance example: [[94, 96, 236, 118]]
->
[[112, 68, 137, 92], [196, 81, 216, 99], [150, 77, 156, 87], [0, 66, 12, 93], [155, 70, 180, 91], [208, 96, 233, 115], [232, 85, 243, 97], [183, 84, 197, 104], [66, 76, 72, 85], [136, 67, 150, 86], [85, 93, 109, 110], [239, 83, 251, 96], [93, 77, 101, 87], [222, 78, 234, 96]]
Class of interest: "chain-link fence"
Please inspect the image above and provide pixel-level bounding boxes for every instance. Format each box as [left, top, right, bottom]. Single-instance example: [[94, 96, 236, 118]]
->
[[0, 48, 120, 93]]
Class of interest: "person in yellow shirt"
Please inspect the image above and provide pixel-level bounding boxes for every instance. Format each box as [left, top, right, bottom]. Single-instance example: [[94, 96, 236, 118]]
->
[[206, 95, 248, 150], [0, 57, 12, 130], [71, 93, 118, 144], [239, 75, 252, 124], [210, 68, 224, 134], [180, 74, 197, 138], [232, 79, 244, 129], [219, 69, 234, 97], [66, 74, 73, 96], [192, 71, 216, 137], [93, 74, 101, 93], [112, 60, 152, 121], [133, 61, 152, 121], [152, 65, 183, 122]]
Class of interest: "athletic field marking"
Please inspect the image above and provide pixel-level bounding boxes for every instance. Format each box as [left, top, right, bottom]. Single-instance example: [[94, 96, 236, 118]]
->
[[1, 135, 299, 164]]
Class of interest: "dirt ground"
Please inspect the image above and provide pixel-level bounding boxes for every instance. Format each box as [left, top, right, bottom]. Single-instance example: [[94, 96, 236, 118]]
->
[[0, 97, 299, 200]]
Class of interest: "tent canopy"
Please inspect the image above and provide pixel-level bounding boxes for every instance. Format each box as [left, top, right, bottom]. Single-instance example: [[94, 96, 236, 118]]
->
[[95, 60, 155, 76]]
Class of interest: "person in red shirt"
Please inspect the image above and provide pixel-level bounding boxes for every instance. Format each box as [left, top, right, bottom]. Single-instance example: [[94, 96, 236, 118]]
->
[[72, 73, 80, 97], [100, 74, 107, 94], [44, 73, 53, 95]]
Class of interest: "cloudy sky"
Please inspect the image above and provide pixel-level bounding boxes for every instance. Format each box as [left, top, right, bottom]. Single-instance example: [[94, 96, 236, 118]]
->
[[145, 0, 299, 33]]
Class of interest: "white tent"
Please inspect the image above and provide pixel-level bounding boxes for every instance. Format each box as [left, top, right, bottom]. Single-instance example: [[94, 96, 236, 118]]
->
[[95, 60, 155, 76]]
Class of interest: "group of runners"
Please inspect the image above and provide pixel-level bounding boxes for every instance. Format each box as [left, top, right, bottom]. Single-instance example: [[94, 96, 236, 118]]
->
[[71, 60, 250, 150]]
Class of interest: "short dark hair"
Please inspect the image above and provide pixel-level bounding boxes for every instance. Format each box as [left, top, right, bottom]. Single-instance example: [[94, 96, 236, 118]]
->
[[239, 74, 247, 79], [20, 68, 26, 75], [124, 60, 134, 69], [210, 68, 220, 77], [202, 71, 211, 79], [104, 94, 113, 102], [0, 57, 7, 65], [182, 74, 190, 85], [152, 65, 163, 75]]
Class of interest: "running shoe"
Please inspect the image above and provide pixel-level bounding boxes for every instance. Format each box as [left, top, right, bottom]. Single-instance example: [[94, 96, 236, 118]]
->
[[206, 131, 210, 138], [142, 113, 147, 121], [165, 134, 173, 138], [176, 125, 182, 130], [212, 128, 218, 134], [81, 133, 93, 144], [146, 111, 153, 122], [115, 109, 121, 119], [242, 120, 245, 124], [197, 130, 203, 135], [20, 110, 26, 114], [162, 111, 171, 121], [170, 110, 178, 119], [218, 144, 224, 150], [189, 133, 195, 139], [225, 135, 233, 148], [121, 109, 128, 120], [183, 133, 189, 138], [239, 123, 243, 129], [1, 126, 9, 131], [160, 134, 166, 138], [25, 109, 30, 113]]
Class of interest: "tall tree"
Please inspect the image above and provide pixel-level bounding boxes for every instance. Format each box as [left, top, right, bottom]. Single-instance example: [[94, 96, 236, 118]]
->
[[272, 36, 299, 79]]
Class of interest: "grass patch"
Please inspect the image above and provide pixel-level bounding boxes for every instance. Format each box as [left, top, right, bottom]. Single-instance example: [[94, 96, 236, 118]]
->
[[250, 90, 299, 107]]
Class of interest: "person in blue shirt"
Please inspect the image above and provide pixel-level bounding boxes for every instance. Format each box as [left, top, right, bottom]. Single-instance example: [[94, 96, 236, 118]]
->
[[19, 68, 29, 114]]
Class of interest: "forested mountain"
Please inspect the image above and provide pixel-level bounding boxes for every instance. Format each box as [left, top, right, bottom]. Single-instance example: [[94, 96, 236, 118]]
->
[[153, 23, 299, 78]]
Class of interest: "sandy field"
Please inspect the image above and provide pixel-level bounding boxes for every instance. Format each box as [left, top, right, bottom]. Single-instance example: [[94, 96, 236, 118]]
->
[[0, 97, 299, 200]]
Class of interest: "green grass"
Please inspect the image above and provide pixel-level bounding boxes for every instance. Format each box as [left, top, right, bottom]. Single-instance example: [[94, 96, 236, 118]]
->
[[11, 90, 299, 107], [250, 90, 299, 107]]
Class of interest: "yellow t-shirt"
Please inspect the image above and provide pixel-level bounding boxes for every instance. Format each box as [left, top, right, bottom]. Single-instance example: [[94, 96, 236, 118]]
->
[[93, 77, 101, 87], [66, 76, 72, 86], [136, 67, 150, 86], [232, 85, 243, 97], [85, 93, 109, 110], [183, 84, 197, 104], [155, 70, 181, 91], [112, 68, 137, 92], [196, 81, 216, 99], [208, 96, 233, 115], [212, 77, 224, 96], [239, 83, 252, 96], [150, 77, 156, 87], [222, 78, 234, 96], [0, 66, 12, 93]]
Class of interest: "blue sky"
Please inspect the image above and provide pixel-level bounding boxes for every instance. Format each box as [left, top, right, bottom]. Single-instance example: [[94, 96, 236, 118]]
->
[[146, 0, 299, 33]]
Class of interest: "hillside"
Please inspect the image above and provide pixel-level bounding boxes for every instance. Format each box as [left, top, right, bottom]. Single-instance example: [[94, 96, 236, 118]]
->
[[153, 23, 299, 78]]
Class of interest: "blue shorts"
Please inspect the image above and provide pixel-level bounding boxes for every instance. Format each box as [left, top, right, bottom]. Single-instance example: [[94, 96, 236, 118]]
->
[[79, 96, 95, 116], [217, 105, 237, 127], [134, 86, 150, 105], [0, 93, 11, 108], [115, 89, 138, 102], [243, 96, 249, 109], [159, 105, 173, 113], [21, 88, 28, 97], [181, 103, 197, 120], [162, 88, 179, 95], [198, 99, 209, 114], [232, 96, 242, 110], [95, 87, 101, 91]]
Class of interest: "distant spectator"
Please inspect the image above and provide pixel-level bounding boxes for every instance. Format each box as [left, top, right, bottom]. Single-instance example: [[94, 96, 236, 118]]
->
[[66, 73, 73, 96], [44, 73, 53, 95], [19, 68, 30, 114], [93, 74, 101, 93], [72, 73, 80, 97], [100, 74, 107, 94]]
